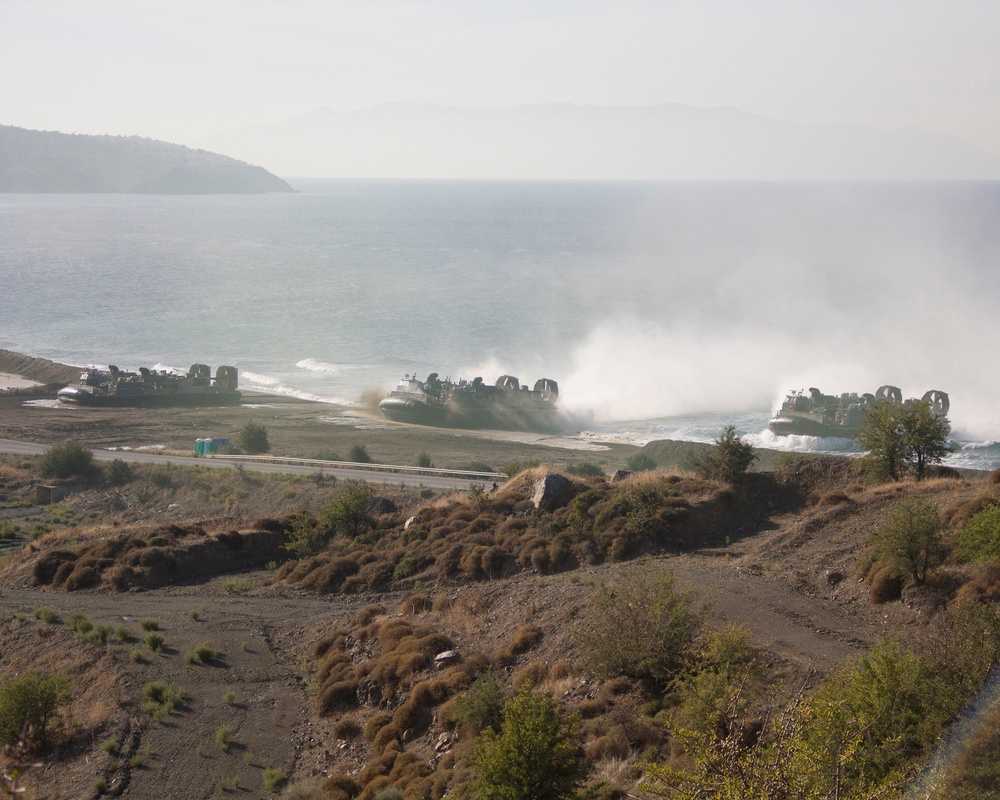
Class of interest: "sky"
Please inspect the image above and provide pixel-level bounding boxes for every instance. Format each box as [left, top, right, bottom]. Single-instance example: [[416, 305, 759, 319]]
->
[[3, 0, 1000, 157]]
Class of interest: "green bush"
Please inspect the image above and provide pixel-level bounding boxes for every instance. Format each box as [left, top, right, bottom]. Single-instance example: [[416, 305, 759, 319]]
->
[[576, 569, 702, 687], [263, 768, 285, 792], [216, 724, 231, 752], [694, 425, 757, 484], [0, 671, 71, 749], [873, 498, 944, 583], [38, 441, 96, 479], [453, 672, 505, 734], [956, 503, 1000, 562], [566, 461, 605, 478], [0, 520, 20, 540], [237, 421, 271, 455], [472, 685, 589, 800], [142, 682, 183, 720], [103, 458, 133, 486], [33, 607, 58, 624], [191, 641, 217, 663], [348, 443, 372, 463], [625, 453, 657, 473]]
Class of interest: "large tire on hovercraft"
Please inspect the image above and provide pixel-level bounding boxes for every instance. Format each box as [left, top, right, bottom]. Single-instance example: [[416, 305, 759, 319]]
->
[[876, 385, 902, 404], [921, 390, 950, 416]]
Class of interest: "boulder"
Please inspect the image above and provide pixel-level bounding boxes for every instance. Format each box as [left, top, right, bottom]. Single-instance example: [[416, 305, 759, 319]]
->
[[532, 473, 573, 511], [610, 469, 632, 483]]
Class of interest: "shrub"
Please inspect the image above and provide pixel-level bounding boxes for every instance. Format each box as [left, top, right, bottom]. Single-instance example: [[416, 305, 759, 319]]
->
[[625, 453, 657, 473], [577, 569, 702, 687], [216, 724, 231, 752], [145, 632, 165, 653], [33, 607, 58, 624], [956, 503, 1000, 563], [38, 441, 96, 479], [263, 768, 285, 792], [191, 641, 217, 664], [142, 682, 184, 719], [694, 425, 757, 484], [873, 498, 944, 583], [237, 421, 271, 454], [472, 685, 589, 800], [349, 444, 372, 463], [0, 671, 71, 749], [453, 672, 505, 734], [103, 458, 133, 486], [566, 461, 605, 478]]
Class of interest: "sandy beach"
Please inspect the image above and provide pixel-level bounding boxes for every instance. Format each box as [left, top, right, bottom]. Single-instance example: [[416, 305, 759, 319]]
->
[[0, 371, 41, 390]]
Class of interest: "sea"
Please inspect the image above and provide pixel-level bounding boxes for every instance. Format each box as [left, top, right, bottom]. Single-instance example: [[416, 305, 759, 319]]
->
[[2, 179, 999, 471]]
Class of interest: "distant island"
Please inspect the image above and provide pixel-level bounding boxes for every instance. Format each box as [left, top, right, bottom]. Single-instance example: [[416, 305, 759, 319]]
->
[[0, 125, 294, 193]]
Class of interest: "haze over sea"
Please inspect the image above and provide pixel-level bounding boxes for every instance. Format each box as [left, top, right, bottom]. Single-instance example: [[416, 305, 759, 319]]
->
[[2, 179, 999, 470]]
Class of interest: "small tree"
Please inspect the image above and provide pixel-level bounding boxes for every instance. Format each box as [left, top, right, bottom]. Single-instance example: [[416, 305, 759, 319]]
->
[[696, 426, 757, 484], [325, 479, 376, 539], [237, 421, 270, 454], [874, 498, 944, 584], [859, 398, 950, 482], [38, 441, 96, 480], [899, 398, 951, 481], [472, 685, 589, 800], [0, 671, 71, 750]]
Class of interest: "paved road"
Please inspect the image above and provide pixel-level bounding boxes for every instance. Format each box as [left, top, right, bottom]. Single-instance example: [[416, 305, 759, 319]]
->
[[0, 438, 489, 491]]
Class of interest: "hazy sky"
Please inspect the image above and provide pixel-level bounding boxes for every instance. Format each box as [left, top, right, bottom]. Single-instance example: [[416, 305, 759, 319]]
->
[[4, 0, 1000, 156]]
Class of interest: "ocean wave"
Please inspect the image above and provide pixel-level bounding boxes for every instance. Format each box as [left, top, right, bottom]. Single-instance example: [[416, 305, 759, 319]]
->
[[239, 370, 356, 406], [296, 358, 344, 375]]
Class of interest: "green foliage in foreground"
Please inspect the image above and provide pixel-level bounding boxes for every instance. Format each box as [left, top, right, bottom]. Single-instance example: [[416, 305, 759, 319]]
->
[[472, 685, 589, 800], [646, 638, 957, 800], [38, 441, 97, 480], [0, 671, 71, 750]]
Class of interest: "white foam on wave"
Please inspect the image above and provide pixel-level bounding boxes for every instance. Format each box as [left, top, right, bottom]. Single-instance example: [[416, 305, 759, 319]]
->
[[296, 358, 344, 375], [239, 370, 357, 406]]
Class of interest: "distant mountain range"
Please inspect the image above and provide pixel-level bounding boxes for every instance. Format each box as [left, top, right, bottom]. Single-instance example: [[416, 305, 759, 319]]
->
[[0, 126, 294, 193], [206, 102, 1000, 180]]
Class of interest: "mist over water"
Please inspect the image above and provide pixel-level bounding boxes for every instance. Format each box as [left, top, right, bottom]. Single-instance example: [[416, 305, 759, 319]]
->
[[1, 180, 998, 466]]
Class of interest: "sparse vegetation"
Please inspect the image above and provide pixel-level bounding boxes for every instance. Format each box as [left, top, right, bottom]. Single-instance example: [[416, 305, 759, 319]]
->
[[5, 422, 1000, 799]]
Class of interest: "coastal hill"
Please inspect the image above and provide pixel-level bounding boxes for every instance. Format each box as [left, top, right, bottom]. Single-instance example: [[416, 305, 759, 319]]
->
[[207, 102, 1000, 180], [0, 125, 293, 193]]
